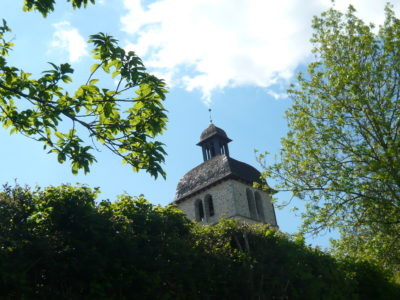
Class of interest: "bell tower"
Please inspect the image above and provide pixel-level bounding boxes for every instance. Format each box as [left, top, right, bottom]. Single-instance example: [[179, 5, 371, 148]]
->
[[197, 123, 231, 161], [173, 124, 278, 227]]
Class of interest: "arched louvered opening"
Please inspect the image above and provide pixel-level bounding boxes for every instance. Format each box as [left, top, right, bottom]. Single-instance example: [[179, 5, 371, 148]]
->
[[218, 141, 229, 156], [205, 194, 215, 217], [194, 199, 204, 222], [246, 188, 256, 219], [255, 191, 265, 221], [204, 143, 216, 160]]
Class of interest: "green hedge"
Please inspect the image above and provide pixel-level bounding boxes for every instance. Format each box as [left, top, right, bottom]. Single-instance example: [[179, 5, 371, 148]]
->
[[0, 184, 398, 299]]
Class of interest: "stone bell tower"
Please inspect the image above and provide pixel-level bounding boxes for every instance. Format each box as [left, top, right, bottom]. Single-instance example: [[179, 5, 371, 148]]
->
[[173, 123, 278, 227]]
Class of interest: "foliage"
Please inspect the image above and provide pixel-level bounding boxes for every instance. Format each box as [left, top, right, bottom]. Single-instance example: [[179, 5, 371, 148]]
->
[[195, 220, 400, 299], [259, 4, 400, 271], [0, 1, 167, 177], [1, 184, 398, 299], [23, 0, 95, 17], [194, 220, 349, 299], [0, 184, 193, 298]]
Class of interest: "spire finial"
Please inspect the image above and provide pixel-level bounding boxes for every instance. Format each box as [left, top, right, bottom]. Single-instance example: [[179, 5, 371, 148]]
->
[[208, 108, 213, 124]]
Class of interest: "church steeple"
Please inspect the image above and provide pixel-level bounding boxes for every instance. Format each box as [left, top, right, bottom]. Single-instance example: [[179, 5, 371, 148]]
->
[[197, 124, 232, 161], [174, 122, 278, 228]]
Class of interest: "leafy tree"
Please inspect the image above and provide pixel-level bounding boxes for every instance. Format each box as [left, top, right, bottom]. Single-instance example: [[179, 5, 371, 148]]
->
[[1, 184, 399, 298], [0, 184, 194, 298], [196, 220, 354, 299], [23, 0, 95, 16], [259, 5, 400, 271], [0, 1, 167, 177]]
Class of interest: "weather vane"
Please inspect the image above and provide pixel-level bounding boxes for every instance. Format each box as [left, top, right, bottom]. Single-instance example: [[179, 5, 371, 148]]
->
[[208, 108, 213, 124]]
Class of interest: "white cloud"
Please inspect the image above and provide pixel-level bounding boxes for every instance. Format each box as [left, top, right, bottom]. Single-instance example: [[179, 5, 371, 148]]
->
[[51, 21, 88, 63], [121, 0, 400, 104], [267, 90, 288, 101]]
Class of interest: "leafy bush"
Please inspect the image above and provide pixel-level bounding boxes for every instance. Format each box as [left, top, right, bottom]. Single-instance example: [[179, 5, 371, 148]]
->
[[0, 184, 398, 299]]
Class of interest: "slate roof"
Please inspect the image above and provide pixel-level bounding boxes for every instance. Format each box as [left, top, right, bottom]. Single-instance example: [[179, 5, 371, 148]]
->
[[174, 154, 269, 203], [197, 123, 232, 145]]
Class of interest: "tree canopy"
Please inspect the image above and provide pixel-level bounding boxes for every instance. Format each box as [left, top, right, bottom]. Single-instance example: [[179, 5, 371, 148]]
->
[[260, 4, 400, 271], [0, 0, 167, 177], [1, 184, 398, 299], [23, 0, 95, 16]]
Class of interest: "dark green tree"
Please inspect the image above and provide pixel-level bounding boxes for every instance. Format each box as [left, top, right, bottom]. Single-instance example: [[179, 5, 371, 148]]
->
[[0, 1, 167, 177], [1, 184, 398, 298], [259, 4, 400, 271], [0, 184, 195, 298]]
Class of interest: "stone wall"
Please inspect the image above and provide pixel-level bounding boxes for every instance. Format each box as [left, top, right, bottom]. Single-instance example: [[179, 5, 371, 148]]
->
[[177, 180, 236, 224], [176, 179, 278, 227], [232, 180, 278, 227]]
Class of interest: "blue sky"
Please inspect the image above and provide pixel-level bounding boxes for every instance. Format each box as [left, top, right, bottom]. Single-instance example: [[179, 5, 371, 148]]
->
[[1, 0, 399, 248]]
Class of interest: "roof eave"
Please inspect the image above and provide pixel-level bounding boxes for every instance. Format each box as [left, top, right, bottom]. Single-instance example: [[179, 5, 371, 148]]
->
[[196, 133, 233, 145]]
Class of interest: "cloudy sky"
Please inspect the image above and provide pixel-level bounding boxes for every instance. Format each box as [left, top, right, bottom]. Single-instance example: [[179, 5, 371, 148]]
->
[[1, 0, 399, 247], [47, 0, 397, 103]]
